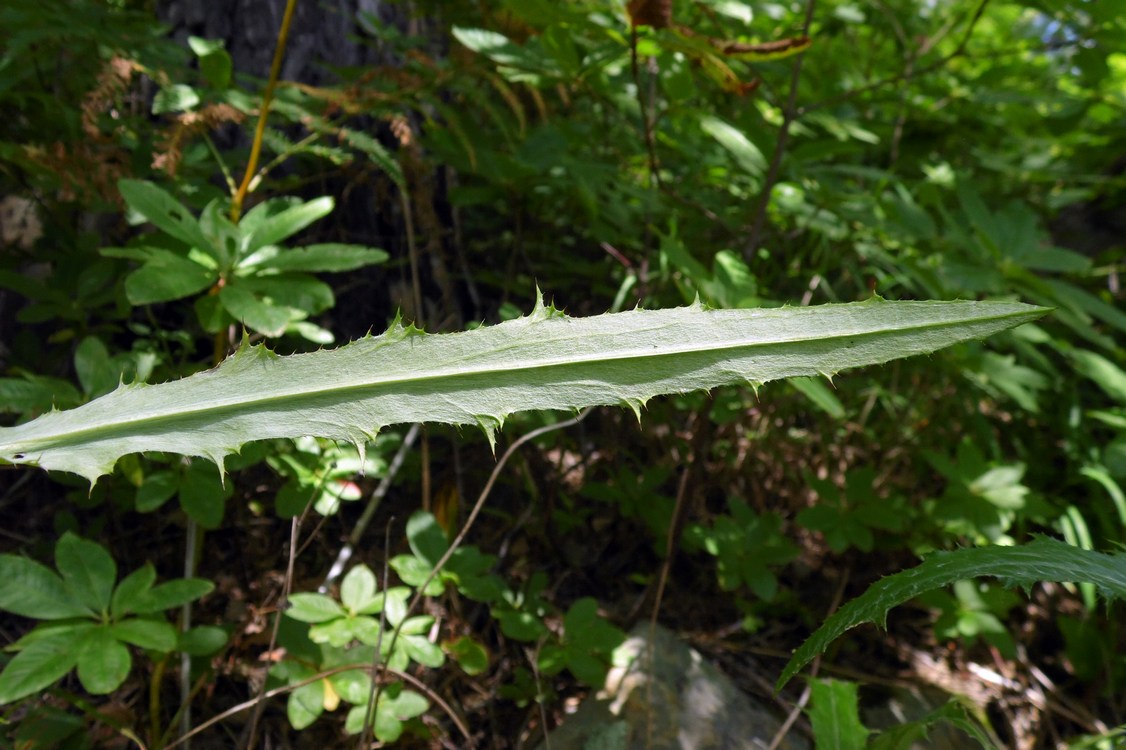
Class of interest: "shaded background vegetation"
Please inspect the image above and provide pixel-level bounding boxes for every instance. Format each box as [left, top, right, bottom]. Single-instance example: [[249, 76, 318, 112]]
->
[[0, 0, 1123, 746]]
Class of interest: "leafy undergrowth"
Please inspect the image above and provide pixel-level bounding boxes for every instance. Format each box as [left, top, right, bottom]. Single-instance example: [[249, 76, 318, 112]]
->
[[2, 390, 1119, 748], [2, 0, 1124, 747]]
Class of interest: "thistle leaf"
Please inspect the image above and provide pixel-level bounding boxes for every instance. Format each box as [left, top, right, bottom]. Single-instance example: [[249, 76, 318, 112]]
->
[[0, 297, 1047, 483], [777, 537, 1126, 691]]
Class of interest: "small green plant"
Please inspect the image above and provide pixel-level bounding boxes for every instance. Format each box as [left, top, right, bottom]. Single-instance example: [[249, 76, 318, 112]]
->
[[917, 580, 1022, 657], [104, 179, 388, 344], [682, 500, 799, 600], [797, 467, 912, 553], [0, 533, 216, 704], [273, 563, 437, 739]]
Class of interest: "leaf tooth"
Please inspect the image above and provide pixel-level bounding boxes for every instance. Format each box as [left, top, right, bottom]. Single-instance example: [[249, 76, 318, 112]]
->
[[474, 415, 503, 455], [744, 379, 763, 398], [202, 449, 229, 486], [620, 397, 646, 424], [818, 370, 836, 386]]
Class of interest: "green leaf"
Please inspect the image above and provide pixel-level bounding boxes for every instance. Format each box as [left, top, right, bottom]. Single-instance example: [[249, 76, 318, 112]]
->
[[406, 511, 449, 567], [152, 84, 200, 114], [446, 635, 489, 675], [286, 593, 346, 623], [240, 275, 334, 315], [0, 298, 1048, 482], [288, 677, 324, 730], [111, 563, 156, 618], [178, 625, 229, 656], [0, 374, 82, 414], [806, 679, 870, 750], [0, 627, 88, 704], [110, 617, 177, 652], [243, 196, 333, 254], [135, 470, 179, 513], [344, 684, 429, 740], [402, 634, 445, 668], [0, 555, 92, 619], [219, 283, 294, 337], [249, 244, 389, 273], [189, 36, 232, 89], [1071, 350, 1126, 404], [117, 180, 213, 252], [789, 375, 846, 418], [12, 706, 86, 745], [179, 460, 230, 529], [124, 249, 217, 305], [700, 115, 766, 178], [777, 538, 1126, 689], [340, 564, 379, 614], [55, 533, 116, 614], [132, 578, 214, 614]]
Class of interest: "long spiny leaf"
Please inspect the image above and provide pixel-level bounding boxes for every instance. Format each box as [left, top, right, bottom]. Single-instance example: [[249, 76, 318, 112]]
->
[[0, 296, 1047, 482]]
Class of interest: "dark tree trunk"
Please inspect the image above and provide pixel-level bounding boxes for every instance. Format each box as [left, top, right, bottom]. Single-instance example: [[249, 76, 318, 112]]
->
[[158, 0, 397, 84]]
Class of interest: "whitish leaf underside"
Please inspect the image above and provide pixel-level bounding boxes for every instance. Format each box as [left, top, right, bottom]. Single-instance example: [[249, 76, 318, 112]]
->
[[0, 297, 1046, 482]]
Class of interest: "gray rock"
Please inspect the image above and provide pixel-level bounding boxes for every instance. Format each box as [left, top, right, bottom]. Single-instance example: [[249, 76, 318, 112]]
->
[[536, 623, 808, 750]]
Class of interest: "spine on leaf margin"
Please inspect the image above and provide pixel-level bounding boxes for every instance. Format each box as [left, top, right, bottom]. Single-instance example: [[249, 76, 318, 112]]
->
[[0, 295, 1047, 483]]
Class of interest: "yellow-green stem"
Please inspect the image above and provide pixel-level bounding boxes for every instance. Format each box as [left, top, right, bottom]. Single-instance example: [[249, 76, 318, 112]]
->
[[229, 0, 300, 222]]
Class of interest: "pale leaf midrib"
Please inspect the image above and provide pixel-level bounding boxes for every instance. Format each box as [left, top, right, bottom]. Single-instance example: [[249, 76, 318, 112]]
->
[[2, 306, 1032, 455]]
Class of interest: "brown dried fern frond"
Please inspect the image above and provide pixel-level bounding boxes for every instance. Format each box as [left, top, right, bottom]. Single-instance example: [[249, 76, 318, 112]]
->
[[152, 103, 246, 177], [82, 57, 138, 138]]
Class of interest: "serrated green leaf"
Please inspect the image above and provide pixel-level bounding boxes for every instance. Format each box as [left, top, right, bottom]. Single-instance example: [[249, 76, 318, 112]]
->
[[55, 533, 116, 614], [0, 298, 1047, 482], [777, 538, 1126, 690], [0, 555, 92, 619], [806, 679, 869, 750], [0, 628, 87, 704]]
